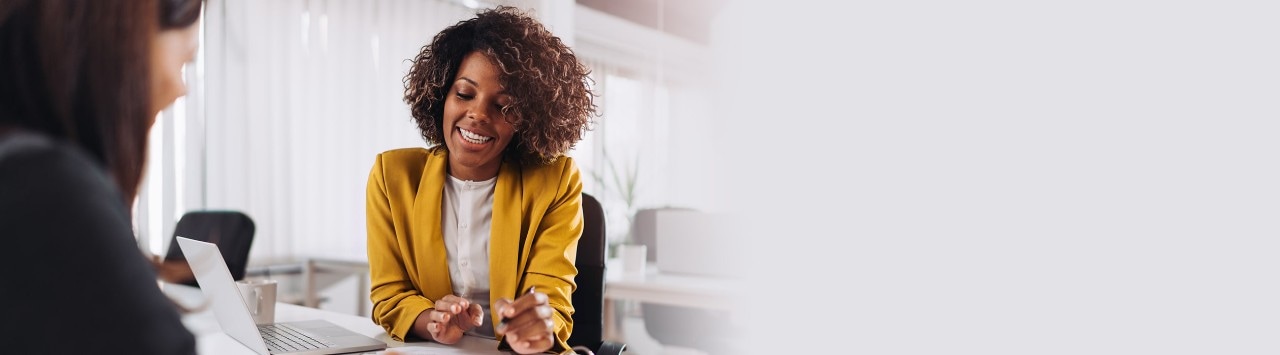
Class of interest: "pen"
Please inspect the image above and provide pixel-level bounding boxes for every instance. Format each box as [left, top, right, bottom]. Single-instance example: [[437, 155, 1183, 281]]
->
[[499, 287, 535, 328]]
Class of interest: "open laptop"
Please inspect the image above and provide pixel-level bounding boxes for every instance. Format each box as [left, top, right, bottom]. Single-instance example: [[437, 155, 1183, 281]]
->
[[177, 237, 387, 355]]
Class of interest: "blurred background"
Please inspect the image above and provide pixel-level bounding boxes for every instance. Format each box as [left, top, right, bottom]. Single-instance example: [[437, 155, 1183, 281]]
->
[[134, 0, 1280, 353], [136, 0, 735, 354]]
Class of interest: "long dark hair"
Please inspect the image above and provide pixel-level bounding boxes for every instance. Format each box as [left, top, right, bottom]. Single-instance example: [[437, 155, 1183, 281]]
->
[[160, 0, 203, 30], [0, 0, 202, 203]]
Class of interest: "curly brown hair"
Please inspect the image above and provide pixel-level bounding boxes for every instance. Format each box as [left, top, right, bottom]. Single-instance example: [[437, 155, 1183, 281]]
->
[[403, 6, 597, 166]]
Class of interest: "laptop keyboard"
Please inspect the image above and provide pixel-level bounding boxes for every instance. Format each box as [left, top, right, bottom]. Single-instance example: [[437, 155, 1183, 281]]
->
[[259, 323, 336, 353]]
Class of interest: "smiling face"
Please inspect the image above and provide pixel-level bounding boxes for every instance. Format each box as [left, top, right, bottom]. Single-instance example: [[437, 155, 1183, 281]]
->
[[441, 51, 517, 181]]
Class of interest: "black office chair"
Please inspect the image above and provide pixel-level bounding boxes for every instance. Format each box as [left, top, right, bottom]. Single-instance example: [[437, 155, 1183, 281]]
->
[[163, 210, 256, 287], [568, 193, 627, 355]]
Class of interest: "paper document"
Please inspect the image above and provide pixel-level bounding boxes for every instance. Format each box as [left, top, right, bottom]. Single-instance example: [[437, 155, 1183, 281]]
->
[[374, 346, 482, 355]]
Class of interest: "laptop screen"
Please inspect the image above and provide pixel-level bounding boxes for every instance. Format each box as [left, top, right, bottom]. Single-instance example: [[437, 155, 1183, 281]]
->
[[177, 237, 388, 355], [177, 237, 274, 354]]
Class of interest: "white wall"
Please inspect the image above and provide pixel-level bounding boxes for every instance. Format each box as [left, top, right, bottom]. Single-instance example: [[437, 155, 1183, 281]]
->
[[714, 1, 1280, 354], [144, 0, 718, 262], [201, 0, 477, 261], [572, 4, 719, 245]]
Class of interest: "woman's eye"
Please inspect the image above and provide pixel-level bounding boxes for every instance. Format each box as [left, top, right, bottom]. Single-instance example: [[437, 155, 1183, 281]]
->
[[455, 92, 473, 100]]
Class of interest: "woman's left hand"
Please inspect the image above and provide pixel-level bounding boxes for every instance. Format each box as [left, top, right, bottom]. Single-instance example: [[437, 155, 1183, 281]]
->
[[494, 290, 555, 354]]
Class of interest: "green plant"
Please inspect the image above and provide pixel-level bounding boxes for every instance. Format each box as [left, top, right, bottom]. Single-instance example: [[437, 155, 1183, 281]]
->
[[589, 146, 640, 248]]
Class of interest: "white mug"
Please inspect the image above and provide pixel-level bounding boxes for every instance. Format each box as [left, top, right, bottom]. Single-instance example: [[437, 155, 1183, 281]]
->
[[236, 279, 277, 325], [621, 244, 647, 275]]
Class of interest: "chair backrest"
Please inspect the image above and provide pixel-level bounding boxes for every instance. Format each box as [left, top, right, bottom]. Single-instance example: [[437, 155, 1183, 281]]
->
[[568, 193, 607, 349], [164, 210, 256, 286]]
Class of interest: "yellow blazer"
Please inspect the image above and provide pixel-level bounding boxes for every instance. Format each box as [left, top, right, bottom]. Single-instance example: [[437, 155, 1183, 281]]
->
[[366, 147, 582, 353]]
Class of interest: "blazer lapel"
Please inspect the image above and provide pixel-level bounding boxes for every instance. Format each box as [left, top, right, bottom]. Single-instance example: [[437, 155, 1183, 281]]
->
[[489, 160, 524, 319], [412, 149, 453, 300]]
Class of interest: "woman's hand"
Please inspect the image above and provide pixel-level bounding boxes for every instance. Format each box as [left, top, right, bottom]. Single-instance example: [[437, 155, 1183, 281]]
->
[[495, 290, 555, 354], [147, 254, 196, 285], [415, 294, 484, 344]]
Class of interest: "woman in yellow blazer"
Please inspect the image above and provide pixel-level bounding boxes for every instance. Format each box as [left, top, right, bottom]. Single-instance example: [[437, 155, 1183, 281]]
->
[[366, 6, 596, 354]]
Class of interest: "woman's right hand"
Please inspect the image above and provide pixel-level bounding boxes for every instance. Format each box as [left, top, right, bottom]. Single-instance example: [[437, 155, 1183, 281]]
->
[[415, 294, 484, 344]]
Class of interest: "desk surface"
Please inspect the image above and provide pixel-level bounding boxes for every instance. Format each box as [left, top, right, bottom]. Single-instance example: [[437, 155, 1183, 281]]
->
[[241, 256, 743, 312], [160, 282, 503, 354], [603, 259, 741, 310]]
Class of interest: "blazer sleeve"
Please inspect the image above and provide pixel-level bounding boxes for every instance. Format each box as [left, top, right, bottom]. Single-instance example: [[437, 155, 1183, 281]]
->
[[366, 153, 434, 341], [521, 159, 585, 353]]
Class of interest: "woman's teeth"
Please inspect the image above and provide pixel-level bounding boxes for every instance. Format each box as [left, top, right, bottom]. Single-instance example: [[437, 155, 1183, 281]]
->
[[460, 128, 492, 144]]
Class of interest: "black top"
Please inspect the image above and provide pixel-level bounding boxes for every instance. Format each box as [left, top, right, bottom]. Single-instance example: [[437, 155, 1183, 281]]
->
[[0, 130, 196, 354]]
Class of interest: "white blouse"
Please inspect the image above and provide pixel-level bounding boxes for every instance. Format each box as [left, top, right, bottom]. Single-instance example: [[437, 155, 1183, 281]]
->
[[442, 174, 496, 337]]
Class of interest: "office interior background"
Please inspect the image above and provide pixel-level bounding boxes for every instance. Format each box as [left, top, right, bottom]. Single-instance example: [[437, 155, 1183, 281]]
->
[[134, 0, 722, 264], [132, 0, 729, 353], [116, 0, 1280, 353]]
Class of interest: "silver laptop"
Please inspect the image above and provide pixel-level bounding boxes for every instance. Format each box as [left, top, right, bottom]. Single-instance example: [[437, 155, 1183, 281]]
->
[[177, 237, 387, 355]]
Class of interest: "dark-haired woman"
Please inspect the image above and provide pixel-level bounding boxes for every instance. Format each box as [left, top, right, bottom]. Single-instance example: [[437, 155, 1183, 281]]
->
[[0, 0, 204, 353]]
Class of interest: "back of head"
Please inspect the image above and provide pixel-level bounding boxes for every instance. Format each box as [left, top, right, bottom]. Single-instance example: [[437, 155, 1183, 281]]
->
[[0, 0, 200, 201], [159, 0, 203, 30]]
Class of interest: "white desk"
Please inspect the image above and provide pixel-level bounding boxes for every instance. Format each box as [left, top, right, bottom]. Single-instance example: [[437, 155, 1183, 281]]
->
[[245, 256, 371, 312], [601, 259, 740, 341], [160, 282, 503, 354], [603, 259, 738, 310], [217, 255, 742, 347]]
